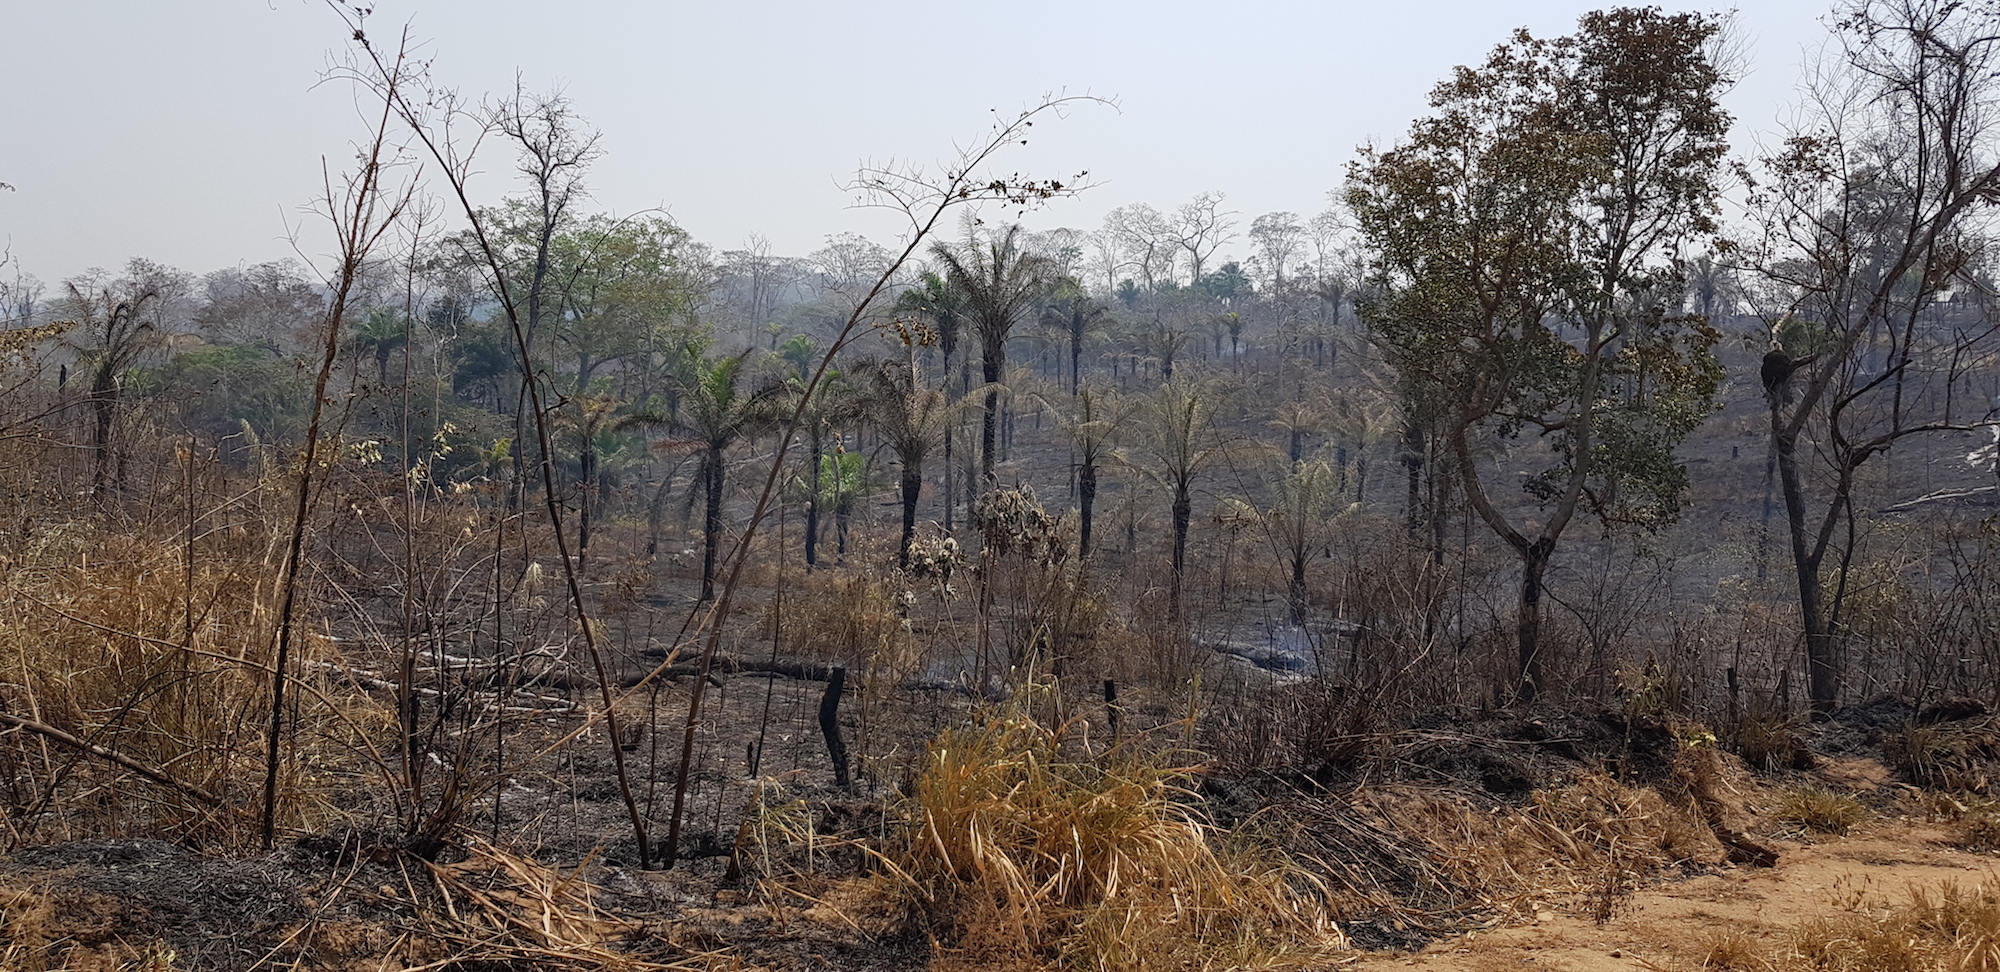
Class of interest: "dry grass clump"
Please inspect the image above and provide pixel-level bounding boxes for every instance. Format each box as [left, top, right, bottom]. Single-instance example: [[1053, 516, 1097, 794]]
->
[[1951, 813, 2000, 853], [879, 699, 1344, 971], [1685, 926, 1770, 970], [1885, 723, 1993, 792], [1775, 787, 1868, 836], [1735, 708, 1805, 772], [1397, 773, 1714, 894], [1270, 772, 1720, 932], [0, 526, 384, 847], [1781, 881, 2000, 972], [417, 837, 724, 971], [778, 569, 921, 680]]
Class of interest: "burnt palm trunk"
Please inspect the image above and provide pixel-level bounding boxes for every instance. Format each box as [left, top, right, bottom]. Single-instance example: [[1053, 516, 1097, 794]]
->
[[1070, 327, 1083, 394], [804, 424, 823, 567], [1078, 460, 1098, 558], [701, 445, 724, 602], [898, 464, 922, 568], [89, 379, 117, 494], [1170, 482, 1191, 620], [981, 338, 1003, 482], [940, 343, 957, 532]]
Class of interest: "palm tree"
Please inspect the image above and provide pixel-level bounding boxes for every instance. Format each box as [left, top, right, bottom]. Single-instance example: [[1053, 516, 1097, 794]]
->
[[1323, 387, 1397, 504], [775, 333, 819, 383], [782, 370, 859, 568], [642, 352, 779, 601], [1261, 457, 1355, 625], [1033, 383, 1132, 558], [1267, 393, 1325, 464], [857, 355, 983, 567], [895, 271, 969, 528], [931, 224, 1052, 483], [564, 391, 622, 560], [1131, 376, 1221, 619], [347, 307, 410, 385], [65, 278, 161, 495], [1039, 277, 1108, 394], [1136, 314, 1192, 382]]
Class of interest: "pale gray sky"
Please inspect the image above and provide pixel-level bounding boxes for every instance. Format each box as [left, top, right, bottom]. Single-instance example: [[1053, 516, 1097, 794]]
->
[[0, 1, 1835, 287]]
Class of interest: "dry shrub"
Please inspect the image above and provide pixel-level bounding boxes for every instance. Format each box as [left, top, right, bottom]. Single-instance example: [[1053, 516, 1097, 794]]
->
[[1886, 724, 1992, 792], [1775, 787, 1868, 836], [779, 569, 920, 680], [1736, 707, 1805, 772], [1781, 881, 2000, 972], [1909, 789, 1995, 823], [880, 697, 1344, 971], [0, 528, 383, 847], [1952, 813, 2000, 853]]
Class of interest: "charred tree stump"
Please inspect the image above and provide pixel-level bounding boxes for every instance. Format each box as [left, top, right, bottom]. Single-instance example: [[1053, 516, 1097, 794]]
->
[[820, 666, 849, 788]]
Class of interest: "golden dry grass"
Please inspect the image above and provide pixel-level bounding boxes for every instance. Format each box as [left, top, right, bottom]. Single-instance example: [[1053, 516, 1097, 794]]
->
[[874, 695, 1346, 972], [1781, 881, 2000, 972], [0, 525, 388, 848], [1774, 787, 1869, 836]]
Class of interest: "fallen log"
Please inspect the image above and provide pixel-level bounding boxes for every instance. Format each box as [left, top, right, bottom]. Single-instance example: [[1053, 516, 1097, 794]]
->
[[0, 711, 221, 805]]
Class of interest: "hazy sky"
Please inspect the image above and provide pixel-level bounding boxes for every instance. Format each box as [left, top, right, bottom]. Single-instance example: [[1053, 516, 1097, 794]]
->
[[1, 1, 1838, 288]]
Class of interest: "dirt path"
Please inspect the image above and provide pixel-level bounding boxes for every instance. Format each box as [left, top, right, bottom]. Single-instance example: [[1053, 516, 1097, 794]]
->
[[1346, 821, 2000, 971]]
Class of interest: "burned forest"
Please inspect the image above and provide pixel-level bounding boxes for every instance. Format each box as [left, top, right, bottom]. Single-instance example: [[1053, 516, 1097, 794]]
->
[[3, 2, 2000, 969]]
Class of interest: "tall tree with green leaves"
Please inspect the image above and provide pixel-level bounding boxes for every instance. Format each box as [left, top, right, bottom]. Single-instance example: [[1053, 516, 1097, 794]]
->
[[1349, 8, 1730, 702], [931, 224, 1053, 483]]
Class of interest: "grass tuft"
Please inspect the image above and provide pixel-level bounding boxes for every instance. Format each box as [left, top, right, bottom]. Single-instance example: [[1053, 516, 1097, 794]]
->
[[878, 694, 1345, 971], [1774, 787, 1867, 836]]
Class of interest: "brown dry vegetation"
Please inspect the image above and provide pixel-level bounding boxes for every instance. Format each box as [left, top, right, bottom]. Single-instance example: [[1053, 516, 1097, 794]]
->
[[6, 2, 2000, 970]]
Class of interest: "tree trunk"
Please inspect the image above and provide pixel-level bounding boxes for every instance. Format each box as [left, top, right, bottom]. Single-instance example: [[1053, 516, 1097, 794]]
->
[[1289, 552, 1307, 626], [981, 384, 1000, 483], [899, 467, 922, 568], [804, 426, 822, 567], [1516, 537, 1554, 704], [1170, 483, 1192, 620], [1070, 330, 1082, 394], [1774, 419, 1838, 714], [701, 448, 723, 602], [90, 385, 115, 494], [943, 424, 955, 531], [1404, 449, 1423, 541], [1078, 461, 1098, 558], [578, 434, 596, 560]]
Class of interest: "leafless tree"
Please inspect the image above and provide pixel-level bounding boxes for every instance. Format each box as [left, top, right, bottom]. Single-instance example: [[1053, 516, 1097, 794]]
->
[[1741, 0, 2000, 714], [1170, 191, 1237, 284]]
